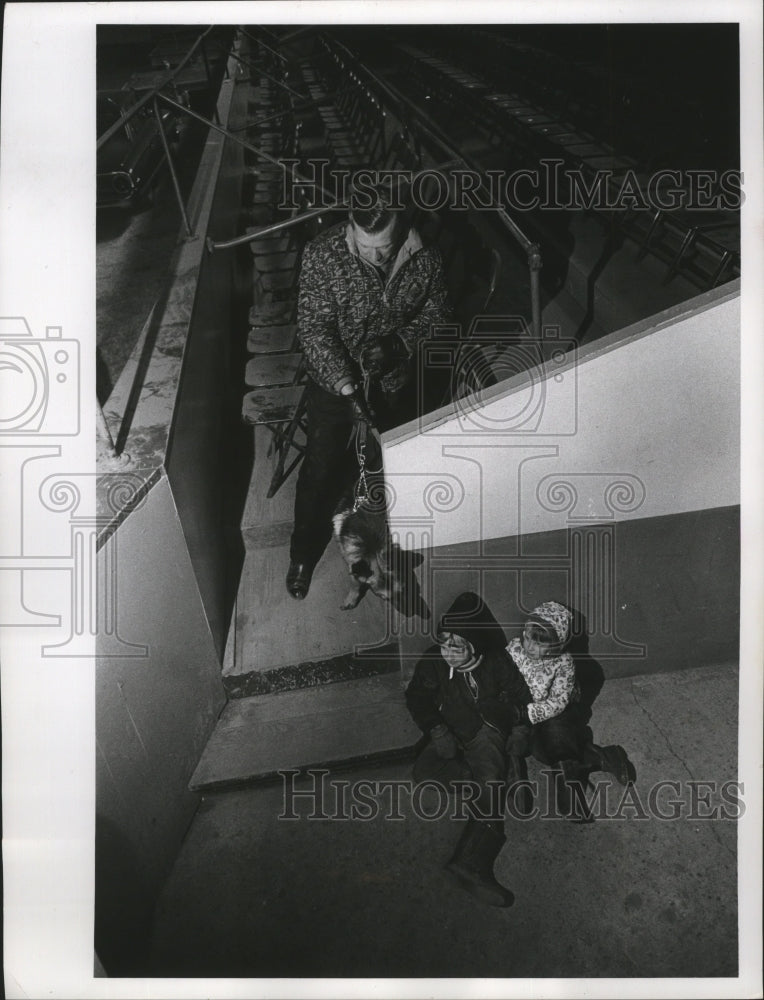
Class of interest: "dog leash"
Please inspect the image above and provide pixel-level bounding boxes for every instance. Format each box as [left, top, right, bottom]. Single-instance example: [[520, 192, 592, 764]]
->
[[352, 370, 383, 513]]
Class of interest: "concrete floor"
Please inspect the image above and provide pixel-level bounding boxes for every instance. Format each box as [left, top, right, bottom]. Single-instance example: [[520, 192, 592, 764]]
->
[[149, 661, 740, 979]]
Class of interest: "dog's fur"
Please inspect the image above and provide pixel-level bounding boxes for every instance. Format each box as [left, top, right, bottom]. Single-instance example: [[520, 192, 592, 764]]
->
[[332, 496, 430, 620]]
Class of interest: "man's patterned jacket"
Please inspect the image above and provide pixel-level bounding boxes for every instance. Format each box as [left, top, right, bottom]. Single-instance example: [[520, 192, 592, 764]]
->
[[296, 221, 452, 394]]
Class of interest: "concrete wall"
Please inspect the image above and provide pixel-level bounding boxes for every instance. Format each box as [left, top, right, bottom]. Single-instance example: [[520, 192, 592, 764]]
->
[[95, 45, 252, 974], [164, 58, 253, 660], [95, 474, 226, 972], [382, 283, 740, 681]]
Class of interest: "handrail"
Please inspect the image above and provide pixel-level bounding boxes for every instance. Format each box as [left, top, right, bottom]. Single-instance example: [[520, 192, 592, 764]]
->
[[205, 157, 461, 253], [206, 204, 348, 253], [96, 26, 215, 150], [99, 28, 334, 238], [239, 27, 289, 64], [278, 27, 320, 46], [228, 50, 308, 101], [231, 91, 340, 132], [325, 35, 543, 337], [156, 91, 338, 205], [329, 36, 539, 259]]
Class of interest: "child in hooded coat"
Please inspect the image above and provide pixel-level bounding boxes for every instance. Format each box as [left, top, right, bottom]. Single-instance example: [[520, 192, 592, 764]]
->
[[405, 590, 531, 795], [405, 591, 532, 908], [404, 594, 636, 905], [506, 600, 635, 821]]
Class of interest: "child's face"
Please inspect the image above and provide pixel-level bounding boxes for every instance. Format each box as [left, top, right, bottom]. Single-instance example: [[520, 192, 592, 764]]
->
[[522, 621, 562, 660], [438, 631, 474, 670]]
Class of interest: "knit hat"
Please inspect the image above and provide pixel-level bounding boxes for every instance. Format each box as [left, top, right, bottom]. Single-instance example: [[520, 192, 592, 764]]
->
[[527, 601, 572, 646], [437, 591, 507, 655]]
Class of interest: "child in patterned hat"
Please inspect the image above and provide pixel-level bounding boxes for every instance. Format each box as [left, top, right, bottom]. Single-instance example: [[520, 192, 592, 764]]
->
[[506, 601, 635, 821]]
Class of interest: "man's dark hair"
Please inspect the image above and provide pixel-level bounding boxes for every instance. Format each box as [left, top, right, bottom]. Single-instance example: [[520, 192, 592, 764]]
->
[[349, 175, 412, 234]]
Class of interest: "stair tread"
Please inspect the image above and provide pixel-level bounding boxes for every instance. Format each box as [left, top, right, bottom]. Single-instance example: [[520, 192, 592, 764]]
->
[[244, 353, 302, 387], [247, 324, 297, 354], [189, 673, 419, 788], [242, 384, 304, 424]]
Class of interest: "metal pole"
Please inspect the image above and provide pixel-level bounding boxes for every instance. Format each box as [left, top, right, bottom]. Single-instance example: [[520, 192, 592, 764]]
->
[[228, 51, 307, 101], [528, 245, 543, 342], [200, 37, 221, 125], [330, 34, 539, 256], [156, 91, 336, 203], [207, 157, 460, 253], [153, 97, 193, 237], [200, 36, 212, 84], [96, 400, 118, 457], [279, 26, 317, 45], [205, 156, 460, 253], [326, 34, 547, 335], [206, 204, 347, 253], [97, 25, 215, 150], [239, 28, 289, 64], [231, 92, 338, 132]]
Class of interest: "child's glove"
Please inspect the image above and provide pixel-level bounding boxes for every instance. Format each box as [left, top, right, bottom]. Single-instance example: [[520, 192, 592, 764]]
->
[[510, 702, 532, 726], [430, 723, 458, 759], [506, 722, 532, 758], [462, 725, 495, 754]]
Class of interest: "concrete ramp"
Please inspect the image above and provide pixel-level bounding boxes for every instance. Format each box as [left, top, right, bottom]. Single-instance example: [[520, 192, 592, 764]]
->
[[189, 673, 420, 789]]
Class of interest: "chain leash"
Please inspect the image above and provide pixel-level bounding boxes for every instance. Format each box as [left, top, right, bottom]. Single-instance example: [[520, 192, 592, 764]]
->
[[352, 370, 372, 513]]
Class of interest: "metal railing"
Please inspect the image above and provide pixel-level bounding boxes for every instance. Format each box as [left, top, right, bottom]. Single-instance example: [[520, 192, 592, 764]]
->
[[205, 154, 461, 254], [96, 26, 218, 152], [97, 26, 230, 461], [203, 30, 543, 338], [96, 26, 340, 460], [327, 35, 543, 339]]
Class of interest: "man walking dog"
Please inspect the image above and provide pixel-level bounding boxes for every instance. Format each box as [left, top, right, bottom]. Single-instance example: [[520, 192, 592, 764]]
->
[[286, 177, 452, 600]]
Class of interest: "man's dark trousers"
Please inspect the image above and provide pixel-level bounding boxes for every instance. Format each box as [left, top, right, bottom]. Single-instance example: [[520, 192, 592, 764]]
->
[[289, 378, 419, 568]]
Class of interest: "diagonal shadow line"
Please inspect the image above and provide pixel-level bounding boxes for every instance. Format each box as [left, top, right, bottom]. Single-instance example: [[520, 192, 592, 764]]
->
[[113, 267, 177, 457], [574, 222, 625, 344]]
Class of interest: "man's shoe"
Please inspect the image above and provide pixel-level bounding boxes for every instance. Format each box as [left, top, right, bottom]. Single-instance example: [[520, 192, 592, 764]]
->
[[286, 561, 313, 600]]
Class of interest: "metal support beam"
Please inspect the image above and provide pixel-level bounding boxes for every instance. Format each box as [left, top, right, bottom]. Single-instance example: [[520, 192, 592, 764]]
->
[[97, 26, 215, 150], [528, 246, 543, 341], [228, 50, 307, 101], [231, 92, 339, 133], [157, 91, 336, 205], [239, 27, 289, 64], [153, 97, 193, 237]]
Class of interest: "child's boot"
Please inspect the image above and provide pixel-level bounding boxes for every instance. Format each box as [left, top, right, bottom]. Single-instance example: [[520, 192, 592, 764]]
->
[[554, 759, 593, 823], [445, 819, 514, 907], [584, 742, 635, 785]]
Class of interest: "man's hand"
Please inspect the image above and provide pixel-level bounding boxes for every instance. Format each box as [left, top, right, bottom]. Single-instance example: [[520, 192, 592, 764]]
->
[[360, 334, 407, 377], [347, 387, 377, 428], [430, 723, 458, 759]]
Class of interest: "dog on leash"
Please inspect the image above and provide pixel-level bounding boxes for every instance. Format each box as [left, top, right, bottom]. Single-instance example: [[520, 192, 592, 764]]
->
[[332, 494, 430, 620]]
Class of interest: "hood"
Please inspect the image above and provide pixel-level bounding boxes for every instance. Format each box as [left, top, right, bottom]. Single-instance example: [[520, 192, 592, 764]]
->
[[528, 601, 572, 645], [437, 591, 506, 655]]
